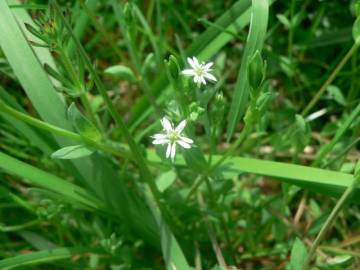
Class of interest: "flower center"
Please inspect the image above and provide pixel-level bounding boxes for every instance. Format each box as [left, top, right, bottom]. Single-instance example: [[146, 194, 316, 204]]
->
[[194, 66, 204, 77], [168, 131, 179, 142]]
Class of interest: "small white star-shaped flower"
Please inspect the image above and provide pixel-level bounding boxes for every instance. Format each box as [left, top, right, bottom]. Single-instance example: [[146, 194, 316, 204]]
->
[[181, 56, 217, 87], [152, 117, 194, 162]]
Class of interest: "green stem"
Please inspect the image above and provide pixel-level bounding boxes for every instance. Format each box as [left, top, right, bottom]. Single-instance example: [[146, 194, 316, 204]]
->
[[80, 0, 125, 61], [53, 1, 170, 227], [0, 100, 131, 159], [210, 123, 252, 173], [302, 170, 360, 270], [312, 103, 360, 167], [197, 192, 227, 269], [0, 220, 40, 232], [301, 43, 359, 116], [111, 0, 162, 117], [58, 47, 104, 134], [288, 0, 295, 61], [209, 94, 257, 173]]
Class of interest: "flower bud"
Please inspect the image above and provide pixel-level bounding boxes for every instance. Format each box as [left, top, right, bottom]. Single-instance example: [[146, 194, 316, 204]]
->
[[165, 55, 180, 81], [248, 50, 265, 93], [210, 92, 226, 126]]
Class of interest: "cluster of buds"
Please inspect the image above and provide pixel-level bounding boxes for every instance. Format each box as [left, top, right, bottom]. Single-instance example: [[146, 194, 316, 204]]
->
[[25, 5, 70, 51]]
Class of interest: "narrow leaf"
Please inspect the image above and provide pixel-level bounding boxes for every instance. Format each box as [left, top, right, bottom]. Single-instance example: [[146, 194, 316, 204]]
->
[[67, 103, 102, 141], [51, 144, 94, 159], [352, 17, 360, 44], [104, 65, 137, 82], [0, 247, 102, 269], [0, 152, 102, 209], [227, 0, 269, 140]]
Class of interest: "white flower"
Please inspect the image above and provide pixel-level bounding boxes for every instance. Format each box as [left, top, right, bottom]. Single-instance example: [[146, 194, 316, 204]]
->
[[181, 56, 217, 86], [152, 117, 194, 162]]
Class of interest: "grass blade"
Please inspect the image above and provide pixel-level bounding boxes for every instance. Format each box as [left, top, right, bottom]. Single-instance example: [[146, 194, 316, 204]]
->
[[226, 0, 269, 140], [0, 152, 102, 210], [0, 1, 159, 244], [313, 103, 360, 167], [0, 247, 102, 269], [129, 0, 254, 129], [147, 150, 358, 199]]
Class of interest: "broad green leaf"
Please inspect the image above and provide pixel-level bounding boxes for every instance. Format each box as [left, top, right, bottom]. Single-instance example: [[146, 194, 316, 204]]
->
[[290, 238, 308, 270], [0, 247, 102, 269], [104, 65, 137, 82], [67, 103, 102, 141], [227, 0, 269, 140], [51, 144, 94, 159]]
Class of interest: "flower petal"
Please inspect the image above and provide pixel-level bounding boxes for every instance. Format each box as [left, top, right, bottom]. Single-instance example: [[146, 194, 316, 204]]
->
[[166, 143, 172, 158], [181, 69, 195, 76], [204, 62, 213, 69], [204, 73, 217, 81], [179, 136, 193, 144], [193, 75, 200, 84], [153, 133, 167, 139], [201, 76, 206, 85], [171, 143, 176, 161], [152, 139, 169, 145], [187, 57, 195, 68], [175, 120, 187, 133], [161, 117, 173, 132], [192, 56, 200, 67], [177, 140, 191, 149]]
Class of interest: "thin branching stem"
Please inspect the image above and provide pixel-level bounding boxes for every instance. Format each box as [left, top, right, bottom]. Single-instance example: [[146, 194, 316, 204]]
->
[[301, 43, 359, 116], [52, 0, 174, 229], [302, 170, 360, 270]]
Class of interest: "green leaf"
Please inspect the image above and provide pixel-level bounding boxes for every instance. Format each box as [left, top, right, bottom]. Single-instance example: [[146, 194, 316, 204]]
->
[[276, 14, 291, 28], [104, 65, 137, 82], [313, 103, 360, 166], [352, 17, 360, 44], [0, 152, 102, 210], [227, 0, 269, 140], [66, 0, 98, 56], [147, 150, 359, 200], [67, 103, 102, 141], [0, 247, 103, 269], [326, 255, 353, 267], [248, 50, 265, 91], [129, 0, 264, 130], [290, 238, 308, 270], [144, 188, 191, 270], [51, 145, 94, 159], [326, 85, 346, 106], [156, 170, 177, 192]]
